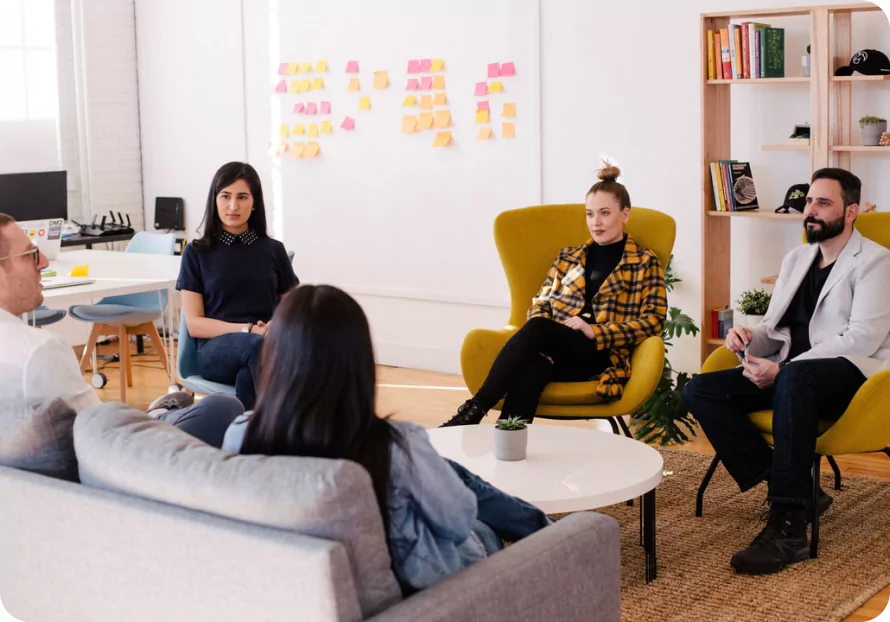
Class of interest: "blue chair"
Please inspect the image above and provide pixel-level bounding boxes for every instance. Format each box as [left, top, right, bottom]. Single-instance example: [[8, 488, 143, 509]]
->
[[70, 232, 176, 402], [24, 306, 67, 327], [176, 313, 237, 397]]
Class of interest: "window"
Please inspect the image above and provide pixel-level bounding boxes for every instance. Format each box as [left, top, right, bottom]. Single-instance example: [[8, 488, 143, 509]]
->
[[0, 0, 58, 121]]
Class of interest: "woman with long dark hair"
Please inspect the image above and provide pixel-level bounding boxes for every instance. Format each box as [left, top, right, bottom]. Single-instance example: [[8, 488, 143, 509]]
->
[[219, 285, 551, 592], [176, 162, 298, 409]]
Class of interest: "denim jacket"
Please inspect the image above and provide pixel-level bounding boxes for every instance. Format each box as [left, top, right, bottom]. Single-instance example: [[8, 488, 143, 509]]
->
[[222, 416, 486, 591]]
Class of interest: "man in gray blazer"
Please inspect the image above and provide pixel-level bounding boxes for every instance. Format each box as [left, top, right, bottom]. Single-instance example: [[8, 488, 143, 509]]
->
[[685, 168, 890, 576]]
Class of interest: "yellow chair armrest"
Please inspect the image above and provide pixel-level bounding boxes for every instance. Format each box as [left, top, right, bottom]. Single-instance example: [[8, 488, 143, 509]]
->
[[619, 336, 666, 414], [816, 370, 890, 456], [702, 346, 739, 374], [460, 327, 519, 396]]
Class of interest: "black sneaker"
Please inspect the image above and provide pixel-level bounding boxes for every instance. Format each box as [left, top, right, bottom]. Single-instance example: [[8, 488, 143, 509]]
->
[[439, 401, 487, 427], [731, 505, 809, 575], [811, 488, 833, 523]]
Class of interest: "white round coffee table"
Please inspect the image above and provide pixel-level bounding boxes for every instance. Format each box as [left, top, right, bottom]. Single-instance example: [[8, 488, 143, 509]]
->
[[427, 423, 663, 581]]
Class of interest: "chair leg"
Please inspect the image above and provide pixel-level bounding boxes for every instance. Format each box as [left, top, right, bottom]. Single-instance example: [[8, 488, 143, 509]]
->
[[607, 417, 620, 435], [696, 455, 721, 518], [826, 455, 842, 491], [144, 322, 170, 376], [617, 416, 634, 439], [118, 326, 129, 402], [811, 455, 821, 559], [79, 325, 103, 372]]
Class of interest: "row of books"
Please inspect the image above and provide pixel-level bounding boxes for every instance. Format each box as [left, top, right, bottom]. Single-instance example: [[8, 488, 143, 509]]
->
[[710, 307, 734, 339], [707, 25, 785, 79], [709, 161, 760, 212]]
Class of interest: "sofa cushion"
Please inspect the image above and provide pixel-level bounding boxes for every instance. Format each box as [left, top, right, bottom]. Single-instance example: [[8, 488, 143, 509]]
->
[[0, 398, 78, 481], [73, 402, 402, 618]]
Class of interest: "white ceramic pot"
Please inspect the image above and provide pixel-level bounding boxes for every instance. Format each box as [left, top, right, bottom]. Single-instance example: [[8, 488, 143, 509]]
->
[[493, 426, 528, 461], [740, 314, 765, 329]]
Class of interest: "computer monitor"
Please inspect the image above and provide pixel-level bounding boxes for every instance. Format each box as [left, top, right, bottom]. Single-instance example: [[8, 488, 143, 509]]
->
[[0, 171, 68, 222]]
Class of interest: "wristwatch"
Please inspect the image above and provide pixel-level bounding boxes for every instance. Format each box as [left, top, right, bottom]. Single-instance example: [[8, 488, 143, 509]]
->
[[242, 323, 254, 334]]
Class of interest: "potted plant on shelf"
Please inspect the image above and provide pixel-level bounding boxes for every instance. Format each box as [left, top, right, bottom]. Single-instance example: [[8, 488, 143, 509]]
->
[[737, 289, 771, 328], [860, 116, 888, 147], [493, 416, 529, 461]]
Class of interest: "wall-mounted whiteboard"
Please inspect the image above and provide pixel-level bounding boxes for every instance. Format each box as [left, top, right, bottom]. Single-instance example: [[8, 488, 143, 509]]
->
[[243, 0, 541, 305]]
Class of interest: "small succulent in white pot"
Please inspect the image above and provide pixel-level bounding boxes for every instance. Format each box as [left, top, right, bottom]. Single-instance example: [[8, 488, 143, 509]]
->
[[860, 116, 887, 147], [493, 416, 529, 461]]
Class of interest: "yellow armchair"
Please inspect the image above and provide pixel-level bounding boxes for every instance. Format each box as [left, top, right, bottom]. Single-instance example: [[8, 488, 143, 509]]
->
[[695, 212, 890, 558], [460, 204, 676, 432]]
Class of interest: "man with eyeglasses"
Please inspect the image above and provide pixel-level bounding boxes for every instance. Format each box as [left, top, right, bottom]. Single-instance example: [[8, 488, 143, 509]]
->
[[0, 213, 244, 447]]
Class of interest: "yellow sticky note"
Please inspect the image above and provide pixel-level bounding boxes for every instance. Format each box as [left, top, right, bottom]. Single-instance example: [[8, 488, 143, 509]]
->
[[503, 122, 515, 138], [420, 95, 433, 110], [431, 58, 445, 72], [475, 109, 489, 124], [433, 109, 451, 129], [279, 124, 290, 138], [402, 96, 417, 106], [308, 123, 319, 137], [275, 142, 289, 156], [292, 124, 305, 135], [433, 93, 447, 106], [418, 112, 434, 130], [432, 131, 452, 147], [299, 62, 312, 73], [503, 103, 516, 118], [373, 71, 389, 89], [290, 142, 306, 158], [304, 141, 320, 157], [320, 120, 333, 134], [432, 75, 445, 90], [477, 126, 493, 140], [358, 96, 371, 110], [312, 78, 324, 90], [316, 60, 328, 72], [70, 264, 89, 277], [489, 81, 503, 93], [288, 81, 299, 93], [286, 62, 298, 74], [348, 77, 360, 92], [300, 79, 311, 92], [402, 115, 418, 134]]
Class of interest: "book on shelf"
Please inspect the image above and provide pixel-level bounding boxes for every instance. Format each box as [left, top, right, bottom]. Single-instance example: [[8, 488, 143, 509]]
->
[[714, 31, 723, 79], [741, 23, 750, 79], [707, 30, 716, 80], [709, 161, 759, 212], [720, 29, 732, 79], [710, 306, 734, 339], [761, 27, 785, 78], [707, 23, 781, 80]]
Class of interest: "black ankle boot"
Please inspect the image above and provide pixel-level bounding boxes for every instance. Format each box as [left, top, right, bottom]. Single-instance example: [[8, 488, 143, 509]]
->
[[731, 504, 809, 575], [440, 400, 488, 427]]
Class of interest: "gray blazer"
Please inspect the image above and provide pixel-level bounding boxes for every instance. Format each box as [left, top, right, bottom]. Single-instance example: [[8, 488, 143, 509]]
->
[[747, 229, 890, 379]]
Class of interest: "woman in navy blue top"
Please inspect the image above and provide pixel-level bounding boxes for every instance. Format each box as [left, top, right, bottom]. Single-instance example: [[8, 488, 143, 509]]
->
[[176, 162, 298, 409]]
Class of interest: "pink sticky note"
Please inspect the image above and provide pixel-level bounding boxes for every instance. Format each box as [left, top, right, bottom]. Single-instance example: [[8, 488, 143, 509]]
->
[[293, 103, 305, 114], [420, 76, 433, 90], [500, 61, 516, 77], [477, 100, 490, 111], [275, 80, 287, 93], [306, 103, 318, 115], [320, 101, 331, 114], [488, 63, 501, 78], [346, 60, 359, 73], [406, 78, 420, 90], [420, 59, 432, 72], [408, 60, 421, 74], [278, 62, 289, 75], [341, 116, 355, 131], [475, 81, 488, 96]]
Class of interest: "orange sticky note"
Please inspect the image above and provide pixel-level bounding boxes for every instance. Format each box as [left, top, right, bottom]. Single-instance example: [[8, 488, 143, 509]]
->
[[373, 71, 389, 89], [502, 122, 515, 138], [279, 124, 290, 138], [489, 81, 504, 93], [420, 95, 433, 110], [475, 109, 489, 124], [402, 96, 417, 106], [308, 123, 319, 137], [299, 62, 312, 73], [285, 62, 298, 74], [300, 79, 311, 92], [304, 141, 321, 157], [292, 123, 305, 135], [477, 126, 493, 140], [418, 112, 434, 130], [402, 115, 418, 133], [275, 142, 288, 156], [290, 142, 306, 157], [432, 131, 452, 147], [315, 60, 328, 72], [503, 103, 516, 117], [70, 264, 89, 277], [430, 58, 445, 72], [288, 81, 299, 93], [433, 109, 451, 129], [433, 93, 447, 106], [358, 96, 371, 110], [312, 78, 324, 90], [432, 75, 445, 90], [348, 77, 360, 92], [320, 120, 333, 134]]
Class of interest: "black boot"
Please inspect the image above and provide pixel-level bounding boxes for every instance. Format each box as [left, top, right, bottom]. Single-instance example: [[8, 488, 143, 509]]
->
[[731, 504, 809, 575], [440, 400, 488, 427], [811, 487, 833, 523]]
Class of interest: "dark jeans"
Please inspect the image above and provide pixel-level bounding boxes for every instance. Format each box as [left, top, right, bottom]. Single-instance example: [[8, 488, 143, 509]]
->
[[155, 394, 245, 448], [474, 317, 612, 422], [447, 459, 551, 543], [196, 333, 264, 410], [684, 357, 866, 508]]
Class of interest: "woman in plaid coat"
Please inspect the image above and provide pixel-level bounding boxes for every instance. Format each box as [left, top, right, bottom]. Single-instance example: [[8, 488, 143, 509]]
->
[[441, 165, 668, 427]]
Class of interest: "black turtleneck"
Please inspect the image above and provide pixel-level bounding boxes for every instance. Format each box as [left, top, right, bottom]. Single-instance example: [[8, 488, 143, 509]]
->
[[579, 235, 627, 322]]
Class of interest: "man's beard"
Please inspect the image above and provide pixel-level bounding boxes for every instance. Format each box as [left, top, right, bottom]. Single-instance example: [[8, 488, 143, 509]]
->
[[804, 214, 845, 243]]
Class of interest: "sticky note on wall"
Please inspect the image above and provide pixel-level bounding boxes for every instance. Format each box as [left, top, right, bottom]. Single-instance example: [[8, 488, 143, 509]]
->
[[290, 142, 306, 158], [502, 122, 515, 138], [406, 78, 419, 91], [316, 60, 328, 72], [275, 80, 287, 93], [304, 142, 320, 157], [300, 79, 311, 91], [477, 126, 493, 140], [418, 112, 434, 130], [308, 124, 319, 137], [346, 60, 359, 73], [420, 77, 433, 90], [503, 103, 516, 117], [358, 96, 371, 110], [320, 101, 331, 114], [341, 116, 355, 130], [500, 61, 516, 76], [373, 71, 389, 89], [402, 115, 418, 133], [279, 124, 290, 137], [475, 109, 489, 124], [420, 59, 432, 72], [292, 123, 305, 135], [348, 78, 360, 91], [420, 95, 433, 110], [288, 81, 300, 93], [312, 78, 325, 90], [488, 62, 500, 78], [321, 120, 333, 134], [433, 93, 447, 106], [432, 131, 452, 147], [430, 58, 445, 72], [299, 62, 312, 73], [408, 60, 421, 74], [489, 81, 503, 93], [433, 109, 451, 128], [402, 96, 417, 106], [278, 62, 289, 75], [432, 75, 445, 90], [293, 103, 305, 113], [305, 103, 318, 115], [477, 100, 489, 110], [475, 82, 488, 96]]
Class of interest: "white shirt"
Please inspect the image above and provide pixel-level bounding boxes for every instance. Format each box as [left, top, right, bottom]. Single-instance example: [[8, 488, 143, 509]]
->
[[0, 308, 100, 413]]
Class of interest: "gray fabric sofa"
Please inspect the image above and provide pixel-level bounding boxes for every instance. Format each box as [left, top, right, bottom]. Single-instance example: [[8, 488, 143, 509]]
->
[[0, 402, 621, 621]]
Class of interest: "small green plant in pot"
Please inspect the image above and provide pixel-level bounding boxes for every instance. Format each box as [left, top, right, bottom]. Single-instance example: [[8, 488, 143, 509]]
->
[[860, 116, 888, 146], [494, 416, 529, 461], [737, 289, 771, 328]]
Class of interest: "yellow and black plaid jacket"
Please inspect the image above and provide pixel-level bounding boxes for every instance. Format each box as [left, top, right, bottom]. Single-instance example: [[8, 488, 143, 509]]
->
[[527, 235, 668, 400]]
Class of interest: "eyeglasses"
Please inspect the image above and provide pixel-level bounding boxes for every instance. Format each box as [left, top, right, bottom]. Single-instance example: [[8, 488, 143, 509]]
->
[[0, 246, 40, 266]]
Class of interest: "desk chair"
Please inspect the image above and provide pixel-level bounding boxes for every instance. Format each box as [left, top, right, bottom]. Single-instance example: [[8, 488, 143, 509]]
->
[[176, 314, 237, 397], [70, 232, 176, 402]]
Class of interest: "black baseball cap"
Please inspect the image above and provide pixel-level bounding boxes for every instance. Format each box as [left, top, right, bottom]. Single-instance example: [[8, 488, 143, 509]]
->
[[835, 49, 890, 76], [775, 184, 809, 214]]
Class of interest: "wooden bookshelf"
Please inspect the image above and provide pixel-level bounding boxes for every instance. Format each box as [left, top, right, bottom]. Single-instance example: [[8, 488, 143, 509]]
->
[[699, 2, 886, 363]]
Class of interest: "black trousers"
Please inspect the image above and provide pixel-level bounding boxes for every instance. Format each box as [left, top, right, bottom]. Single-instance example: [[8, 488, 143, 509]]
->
[[473, 317, 612, 422]]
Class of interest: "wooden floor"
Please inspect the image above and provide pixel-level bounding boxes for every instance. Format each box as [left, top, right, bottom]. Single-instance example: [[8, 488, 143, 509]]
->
[[85, 342, 889, 621]]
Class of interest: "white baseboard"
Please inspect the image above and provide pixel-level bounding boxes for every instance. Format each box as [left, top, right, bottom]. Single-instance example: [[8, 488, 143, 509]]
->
[[374, 341, 462, 375]]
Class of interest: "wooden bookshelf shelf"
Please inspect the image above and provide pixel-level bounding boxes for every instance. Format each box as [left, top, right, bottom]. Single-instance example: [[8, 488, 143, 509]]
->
[[706, 339, 724, 347], [831, 75, 890, 82], [831, 146, 890, 152], [707, 210, 805, 220], [702, 3, 881, 19], [706, 77, 810, 84], [762, 144, 809, 151]]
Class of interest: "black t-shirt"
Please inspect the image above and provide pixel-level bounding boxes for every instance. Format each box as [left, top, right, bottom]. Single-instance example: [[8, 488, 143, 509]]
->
[[778, 251, 834, 360], [176, 231, 299, 347], [579, 236, 627, 322]]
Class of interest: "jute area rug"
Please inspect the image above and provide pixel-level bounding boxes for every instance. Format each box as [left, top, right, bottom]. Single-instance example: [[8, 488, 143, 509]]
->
[[557, 449, 890, 622]]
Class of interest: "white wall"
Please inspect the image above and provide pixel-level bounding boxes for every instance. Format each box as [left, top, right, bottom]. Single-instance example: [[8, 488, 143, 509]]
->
[[137, 0, 890, 376]]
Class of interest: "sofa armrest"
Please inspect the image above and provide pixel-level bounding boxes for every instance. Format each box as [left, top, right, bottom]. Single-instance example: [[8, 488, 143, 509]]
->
[[370, 512, 620, 622]]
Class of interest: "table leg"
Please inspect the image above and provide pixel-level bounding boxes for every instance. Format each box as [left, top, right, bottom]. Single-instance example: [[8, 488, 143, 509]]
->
[[642, 489, 657, 583]]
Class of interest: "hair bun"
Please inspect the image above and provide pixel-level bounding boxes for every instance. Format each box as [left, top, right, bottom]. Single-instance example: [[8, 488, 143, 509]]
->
[[598, 165, 621, 182]]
